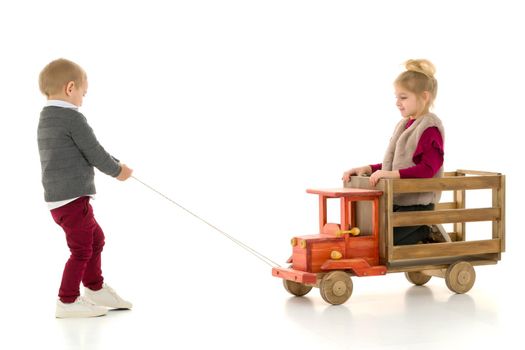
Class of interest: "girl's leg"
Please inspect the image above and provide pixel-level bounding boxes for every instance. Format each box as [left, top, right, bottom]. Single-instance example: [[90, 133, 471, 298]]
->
[[394, 225, 431, 245], [393, 204, 434, 246]]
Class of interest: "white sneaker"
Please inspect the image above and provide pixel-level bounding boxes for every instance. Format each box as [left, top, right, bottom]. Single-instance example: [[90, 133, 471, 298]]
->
[[56, 296, 108, 318], [85, 283, 133, 309]]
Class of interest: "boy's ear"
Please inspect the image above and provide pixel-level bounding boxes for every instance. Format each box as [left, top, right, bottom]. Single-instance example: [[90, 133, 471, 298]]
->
[[65, 81, 75, 96]]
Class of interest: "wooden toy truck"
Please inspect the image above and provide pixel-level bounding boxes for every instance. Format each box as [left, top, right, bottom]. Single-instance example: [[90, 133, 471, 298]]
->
[[272, 170, 505, 305]]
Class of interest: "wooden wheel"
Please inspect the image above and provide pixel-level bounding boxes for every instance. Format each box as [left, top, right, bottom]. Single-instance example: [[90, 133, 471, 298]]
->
[[319, 271, 353, 305], [283, 280, 313, 297], [405, 271, 432, 286], [445, 261, 476, 294]]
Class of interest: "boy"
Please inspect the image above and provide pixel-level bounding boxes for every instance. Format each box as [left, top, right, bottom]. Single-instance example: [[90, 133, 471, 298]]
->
[[38, 58, 133, 318]]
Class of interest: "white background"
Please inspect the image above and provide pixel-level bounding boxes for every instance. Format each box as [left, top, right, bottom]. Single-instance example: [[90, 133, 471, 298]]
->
[[0, 1, 523, 349]]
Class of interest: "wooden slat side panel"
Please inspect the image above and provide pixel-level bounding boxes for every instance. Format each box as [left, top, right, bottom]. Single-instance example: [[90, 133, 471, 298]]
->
[[501, 175, 506, 251], [494, 175, 506, 252], [386, 180, 394, 262], [391, 239, 501, 261], [379, 185, 387, 264], [454, 182, 466, 241], [391, 208, 500, 226], [435, 202, 457, 210], [393, 176, 500, 193], [456, 169, 502, 176], [387, 257, 499, 273]]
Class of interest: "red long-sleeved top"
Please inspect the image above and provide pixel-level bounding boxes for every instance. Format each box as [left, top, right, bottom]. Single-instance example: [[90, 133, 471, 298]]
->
[[371, 118, 444, 178]]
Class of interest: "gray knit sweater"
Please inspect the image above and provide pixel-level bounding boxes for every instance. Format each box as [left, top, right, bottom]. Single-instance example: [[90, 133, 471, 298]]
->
[[37, 106, 121, 202]]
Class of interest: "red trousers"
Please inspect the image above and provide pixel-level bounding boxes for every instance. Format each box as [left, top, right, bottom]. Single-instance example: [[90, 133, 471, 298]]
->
[[51, 197, 104, 303]]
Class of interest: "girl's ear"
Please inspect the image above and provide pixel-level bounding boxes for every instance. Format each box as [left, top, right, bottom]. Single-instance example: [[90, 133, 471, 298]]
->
[[65, 81, 75, 96], [422, 91, 430, 104], [416, 91, 431, 117]]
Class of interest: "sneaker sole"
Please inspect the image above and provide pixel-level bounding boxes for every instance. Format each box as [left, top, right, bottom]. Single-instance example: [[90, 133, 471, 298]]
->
[[55, 310, 108, 318], [84, 296, 132, 309]]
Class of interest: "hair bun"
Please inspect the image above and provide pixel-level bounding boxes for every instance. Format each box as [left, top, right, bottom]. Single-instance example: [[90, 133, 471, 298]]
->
[[405, 59, 436, 78]]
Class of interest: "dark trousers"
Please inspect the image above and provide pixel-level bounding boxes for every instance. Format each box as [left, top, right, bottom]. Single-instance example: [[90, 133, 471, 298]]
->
[[51, 197, 105, 303], [393, 203, 434, 245]]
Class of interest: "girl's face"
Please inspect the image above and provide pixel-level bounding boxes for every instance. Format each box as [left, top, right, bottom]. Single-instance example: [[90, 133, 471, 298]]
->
[[394, 85, 420, 119]]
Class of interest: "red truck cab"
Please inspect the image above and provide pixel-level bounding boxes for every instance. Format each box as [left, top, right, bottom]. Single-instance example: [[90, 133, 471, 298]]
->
[[272, 188, 387, 304]]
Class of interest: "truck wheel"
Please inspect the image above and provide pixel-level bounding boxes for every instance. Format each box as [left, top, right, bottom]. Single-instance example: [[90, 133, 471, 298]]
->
[[283, 280, 313, 297], [445, 261, 476, 294], [405, 271, 432, 286], [320, 271, 353, 305]]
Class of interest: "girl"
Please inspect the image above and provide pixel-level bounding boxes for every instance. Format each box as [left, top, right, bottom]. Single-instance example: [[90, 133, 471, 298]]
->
[[342, 59, 444, 245]]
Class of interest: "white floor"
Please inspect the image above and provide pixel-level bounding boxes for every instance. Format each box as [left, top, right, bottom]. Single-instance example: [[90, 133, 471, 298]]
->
[[1, 204, 520, 350]]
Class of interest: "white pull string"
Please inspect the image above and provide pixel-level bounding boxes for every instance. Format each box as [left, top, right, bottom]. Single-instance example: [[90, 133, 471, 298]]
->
[[131, 176, 281, 268]]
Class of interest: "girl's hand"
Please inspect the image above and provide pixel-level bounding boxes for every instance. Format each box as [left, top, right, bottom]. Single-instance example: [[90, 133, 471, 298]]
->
[[342, 165, 372, 182], [369, 170, 400, 186]]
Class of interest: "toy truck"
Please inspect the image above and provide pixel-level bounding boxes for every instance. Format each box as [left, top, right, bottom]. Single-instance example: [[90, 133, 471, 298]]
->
[[272, 170, 505, 305]]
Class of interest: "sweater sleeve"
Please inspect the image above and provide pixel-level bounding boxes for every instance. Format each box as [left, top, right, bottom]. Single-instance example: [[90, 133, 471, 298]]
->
[[69, 113, 122, 177], [370, 163, 382, 172], [398, 127, 444, 179]]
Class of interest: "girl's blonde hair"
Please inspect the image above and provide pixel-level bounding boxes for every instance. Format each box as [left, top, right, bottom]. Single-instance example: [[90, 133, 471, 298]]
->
[[395, 59, 438, 114], [39, 58, 87, 97]]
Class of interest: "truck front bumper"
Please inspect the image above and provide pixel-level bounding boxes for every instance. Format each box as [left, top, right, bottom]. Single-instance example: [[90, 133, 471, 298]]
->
[[272, 267, 317, 285]]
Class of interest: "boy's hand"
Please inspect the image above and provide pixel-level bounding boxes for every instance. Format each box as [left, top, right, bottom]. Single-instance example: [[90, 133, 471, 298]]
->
[[342, 166, 372, 182], [117, 164, 133, 181]]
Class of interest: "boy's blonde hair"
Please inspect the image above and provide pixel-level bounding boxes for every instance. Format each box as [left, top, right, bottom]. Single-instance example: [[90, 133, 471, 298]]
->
[[39, 58, 87, 97], [395, 59, 438, 113]]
